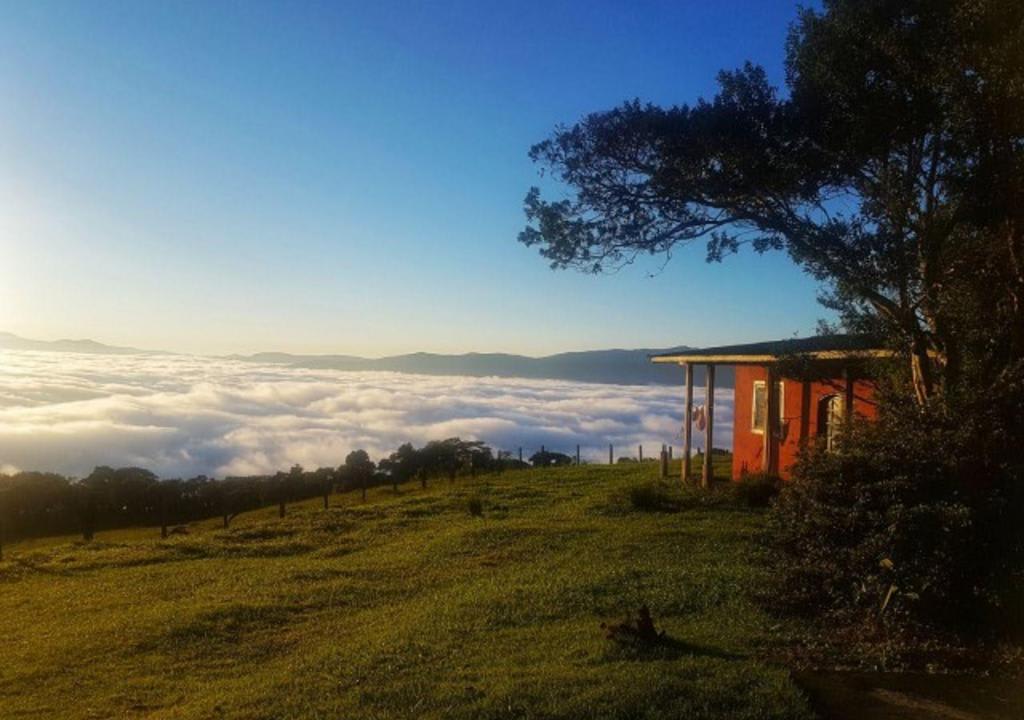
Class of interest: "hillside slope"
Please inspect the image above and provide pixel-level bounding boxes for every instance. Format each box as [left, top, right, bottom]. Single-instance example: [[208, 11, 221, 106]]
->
[[0, 461, 809, 720]]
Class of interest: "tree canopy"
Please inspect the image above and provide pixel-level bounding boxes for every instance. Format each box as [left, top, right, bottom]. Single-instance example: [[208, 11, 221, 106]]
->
[[520, 0, 1024, 403]]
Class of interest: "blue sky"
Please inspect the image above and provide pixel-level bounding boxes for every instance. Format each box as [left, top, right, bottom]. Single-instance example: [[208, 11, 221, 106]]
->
[[0, 0, 828, 356]]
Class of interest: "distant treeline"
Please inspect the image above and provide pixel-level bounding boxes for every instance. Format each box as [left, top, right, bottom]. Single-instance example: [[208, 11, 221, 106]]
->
[[0, 438, 567, 546]]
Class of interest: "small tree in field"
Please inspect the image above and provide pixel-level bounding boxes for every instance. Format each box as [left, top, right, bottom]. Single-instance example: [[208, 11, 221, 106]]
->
[[313, 467, 334, 508], [420, 439, 461, 483], [378, 442, 420, 492], [342, 450, 375, 502]]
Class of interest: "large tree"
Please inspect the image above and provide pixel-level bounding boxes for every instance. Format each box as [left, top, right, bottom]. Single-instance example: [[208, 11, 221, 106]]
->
[[520, 0, 1024, 404]]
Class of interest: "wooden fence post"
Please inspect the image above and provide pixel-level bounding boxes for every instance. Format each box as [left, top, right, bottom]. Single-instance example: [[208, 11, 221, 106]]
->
[[660, 447, 668, 479], [83, 491, 95, 542], [683, 362, 693, 484], [799, 380, 811, 445], [638, 445, 643, 462], [609, 444, 613, 465], [764, 365, 778, 475], [576, 445, 581, 465], [702, 364, 716, 489], [160, 488, 168, 540]]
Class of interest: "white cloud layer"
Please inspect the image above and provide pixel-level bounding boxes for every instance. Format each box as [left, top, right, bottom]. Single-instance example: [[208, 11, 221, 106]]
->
[[0, 351, 734, 478]]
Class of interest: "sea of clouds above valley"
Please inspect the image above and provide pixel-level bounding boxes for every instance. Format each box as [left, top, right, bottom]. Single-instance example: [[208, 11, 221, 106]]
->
[[0, 350, 734, 478]]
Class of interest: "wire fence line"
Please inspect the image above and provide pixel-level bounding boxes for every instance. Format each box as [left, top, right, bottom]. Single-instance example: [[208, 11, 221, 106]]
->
[[0, 438, 730, 556]]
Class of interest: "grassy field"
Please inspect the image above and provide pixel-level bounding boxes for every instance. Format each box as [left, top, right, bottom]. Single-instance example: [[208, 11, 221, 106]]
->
[[0, 458, 814, 720]]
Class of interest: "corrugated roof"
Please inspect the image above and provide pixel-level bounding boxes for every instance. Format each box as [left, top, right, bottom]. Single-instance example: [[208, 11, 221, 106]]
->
[[650, 334, 892, 364]]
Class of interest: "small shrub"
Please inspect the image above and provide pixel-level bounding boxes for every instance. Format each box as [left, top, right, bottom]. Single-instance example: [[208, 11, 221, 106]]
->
[[467, 497, 484, 517], [628, 483, 680, 513], [765, 382, 1024, 646], [733, 473, 781, 508]]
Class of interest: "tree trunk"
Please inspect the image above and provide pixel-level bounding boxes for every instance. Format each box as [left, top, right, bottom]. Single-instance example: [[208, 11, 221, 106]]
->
[[1006, 221, 1024, 361], [909, 330, 936, 406], [81, 491, 97, 542]]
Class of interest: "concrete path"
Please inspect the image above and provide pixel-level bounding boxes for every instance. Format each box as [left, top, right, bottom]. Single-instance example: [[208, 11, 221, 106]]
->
[[794, 672, 1024, 720]]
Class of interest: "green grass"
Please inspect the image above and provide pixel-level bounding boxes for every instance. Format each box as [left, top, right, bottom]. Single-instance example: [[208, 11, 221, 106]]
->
[[0, 458, 813, 719]]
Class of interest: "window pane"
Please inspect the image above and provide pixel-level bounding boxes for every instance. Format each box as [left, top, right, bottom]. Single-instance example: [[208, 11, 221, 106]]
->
[[753, 383, 766, 431], [752, 381, 783, 433]]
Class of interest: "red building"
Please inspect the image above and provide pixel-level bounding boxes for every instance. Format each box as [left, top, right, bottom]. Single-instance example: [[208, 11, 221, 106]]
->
[[651, 336, 889, 482]]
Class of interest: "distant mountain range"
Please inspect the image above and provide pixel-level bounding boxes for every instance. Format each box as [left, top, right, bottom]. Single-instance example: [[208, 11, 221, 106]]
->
[[0, 332, 166, 355], [226, 348, 734, 386], [0, 332, 734, 387]]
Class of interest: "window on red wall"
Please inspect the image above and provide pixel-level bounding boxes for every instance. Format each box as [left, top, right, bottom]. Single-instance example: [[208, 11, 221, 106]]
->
[[751, 380, 784, 434]]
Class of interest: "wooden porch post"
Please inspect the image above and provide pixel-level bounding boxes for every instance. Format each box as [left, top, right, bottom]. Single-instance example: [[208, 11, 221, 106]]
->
[[844, 366, 855, 425], [683, 362, 693, 484], [799, 380, 811, 444], [763, 365, 778, 475], [702, 364, 715, 488]]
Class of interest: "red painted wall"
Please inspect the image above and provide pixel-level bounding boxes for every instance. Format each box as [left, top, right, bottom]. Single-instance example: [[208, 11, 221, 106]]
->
[[730, 365, 878, 480]]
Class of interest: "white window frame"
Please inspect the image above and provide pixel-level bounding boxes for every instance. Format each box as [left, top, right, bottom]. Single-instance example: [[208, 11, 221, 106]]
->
[[822, 394, 844, 452], [751, 380, 784, 435]]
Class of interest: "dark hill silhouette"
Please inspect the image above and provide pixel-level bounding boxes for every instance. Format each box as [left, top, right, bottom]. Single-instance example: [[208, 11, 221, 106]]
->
[[228, 348, 734, 387], [0, 332, 733, 387]]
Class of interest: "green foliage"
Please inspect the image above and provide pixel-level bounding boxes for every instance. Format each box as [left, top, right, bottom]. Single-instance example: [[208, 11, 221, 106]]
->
[[765, 384, 1024, 641], [378, 442, 421, 486], [419, 438, 492, 481], [521, 0, 1024, 402], [0, 437, 511, 543], [733, 474, 781, 509], [530, 449, 573, 466], [338, 449, 375, 493], [0, 469, 330, 541]]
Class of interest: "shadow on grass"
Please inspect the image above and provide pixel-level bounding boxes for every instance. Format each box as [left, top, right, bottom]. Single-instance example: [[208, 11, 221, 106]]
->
[[606, 635, 745, 663], [596, 481, 752, 517]]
